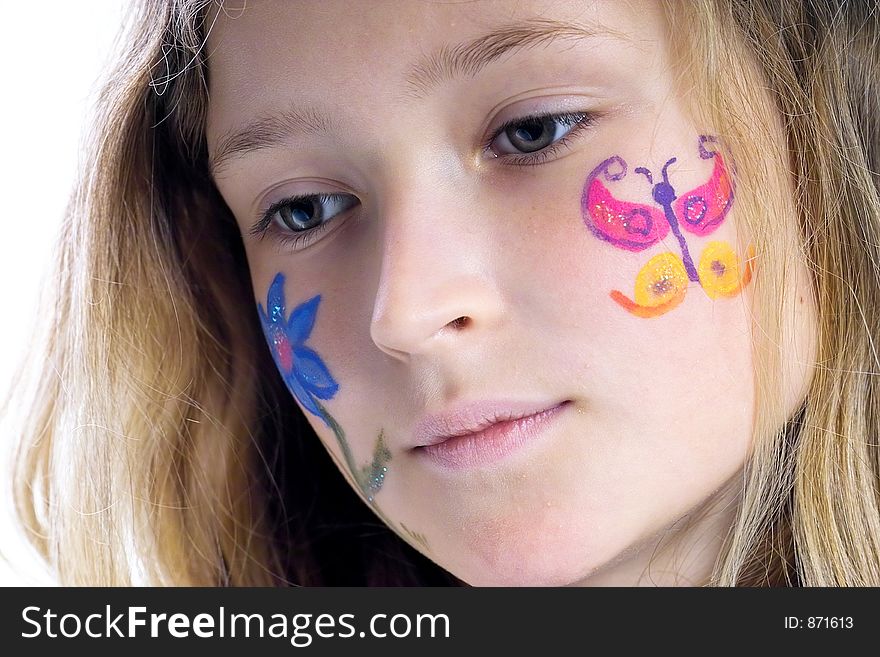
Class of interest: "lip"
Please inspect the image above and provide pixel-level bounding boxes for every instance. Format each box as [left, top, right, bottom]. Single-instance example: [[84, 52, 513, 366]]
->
[[412, 399, 572, 469]]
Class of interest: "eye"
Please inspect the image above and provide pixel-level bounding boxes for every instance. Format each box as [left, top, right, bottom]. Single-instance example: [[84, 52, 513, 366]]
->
[[250, 192, 359, 249], [484, 111, 596, 166], [269, 193, 358, 232]]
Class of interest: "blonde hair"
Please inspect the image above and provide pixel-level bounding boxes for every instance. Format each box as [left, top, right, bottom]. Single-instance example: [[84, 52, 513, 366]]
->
[[7, 0, 880, 585]]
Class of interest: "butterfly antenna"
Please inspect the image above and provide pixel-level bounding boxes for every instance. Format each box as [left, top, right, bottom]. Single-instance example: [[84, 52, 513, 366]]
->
[[698, 135, 717, 159], [660, 157, 677, 183], [634, 167, 653, 185]]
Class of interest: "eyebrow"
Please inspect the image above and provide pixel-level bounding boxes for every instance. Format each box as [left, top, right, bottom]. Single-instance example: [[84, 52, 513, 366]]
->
[[403, 17, 615, 99], [210, 106, 332, 175], [209, 18, 617, 175]]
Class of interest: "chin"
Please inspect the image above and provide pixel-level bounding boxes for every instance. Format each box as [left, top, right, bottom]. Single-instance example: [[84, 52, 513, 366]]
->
[[459, 564, 586, 587], [444, 511, 617, 587], [453, 543, 598, 587]]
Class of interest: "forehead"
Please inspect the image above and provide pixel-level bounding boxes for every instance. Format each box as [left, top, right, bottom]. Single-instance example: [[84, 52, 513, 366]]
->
[[204, 0, 664, 144]]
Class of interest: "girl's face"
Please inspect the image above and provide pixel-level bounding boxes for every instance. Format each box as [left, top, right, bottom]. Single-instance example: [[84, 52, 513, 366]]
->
[[206, 0, 814, 585]]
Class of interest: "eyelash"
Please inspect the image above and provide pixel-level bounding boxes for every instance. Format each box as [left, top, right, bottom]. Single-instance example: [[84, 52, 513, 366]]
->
[[249, 193, 340, 250], [480, 110, 597, 167], [250, 110, 597, 248]]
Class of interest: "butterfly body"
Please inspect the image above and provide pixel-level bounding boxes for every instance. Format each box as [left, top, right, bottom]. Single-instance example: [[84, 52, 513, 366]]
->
[[632, 156, 703, 283]]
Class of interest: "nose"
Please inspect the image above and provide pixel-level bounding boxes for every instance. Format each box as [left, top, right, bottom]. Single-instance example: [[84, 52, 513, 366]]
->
[[369, 178, 505, 360]]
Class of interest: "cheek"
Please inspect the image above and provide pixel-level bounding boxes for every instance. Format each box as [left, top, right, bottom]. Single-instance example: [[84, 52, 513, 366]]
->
[[549, 200, 756, 453], [607, 298, 755, 540], [507, 150, 755, 555], [562, 212, 756, 517]]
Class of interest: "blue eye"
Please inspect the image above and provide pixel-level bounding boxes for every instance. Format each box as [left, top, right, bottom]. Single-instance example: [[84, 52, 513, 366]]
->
[[484, 111, 596, 166], [269, 193, 358, 232], [250, 192, 359, 249]]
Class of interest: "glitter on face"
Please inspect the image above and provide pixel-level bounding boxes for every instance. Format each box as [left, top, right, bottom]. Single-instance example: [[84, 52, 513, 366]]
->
[[360, 431, 392, 503], [652, 278, 674, 296]]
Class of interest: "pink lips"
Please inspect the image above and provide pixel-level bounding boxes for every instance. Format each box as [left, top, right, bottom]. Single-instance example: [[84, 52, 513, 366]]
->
[[413, 400, 571, 469]]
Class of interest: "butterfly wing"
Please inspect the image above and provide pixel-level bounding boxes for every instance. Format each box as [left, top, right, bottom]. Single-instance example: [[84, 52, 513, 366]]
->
[[581, 156, 670, 252], [673, 153, 734, 237]]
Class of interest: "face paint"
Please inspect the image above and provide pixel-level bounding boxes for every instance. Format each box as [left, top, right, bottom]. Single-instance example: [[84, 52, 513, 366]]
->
[[317, 404, 392, 503], [258, 274, 339, 420], [257, 273, 391, 499], [581, 135, 757, 317], [400, 522, 431, 553], [258, 274, 429, 550]]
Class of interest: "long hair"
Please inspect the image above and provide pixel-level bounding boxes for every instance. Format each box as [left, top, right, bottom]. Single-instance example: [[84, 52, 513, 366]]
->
[[663, 0, 880, 585], [7, 0, 880, 585]]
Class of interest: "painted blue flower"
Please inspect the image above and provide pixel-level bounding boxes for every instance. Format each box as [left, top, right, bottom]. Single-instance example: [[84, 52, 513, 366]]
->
[[258, 273, 338, 424]]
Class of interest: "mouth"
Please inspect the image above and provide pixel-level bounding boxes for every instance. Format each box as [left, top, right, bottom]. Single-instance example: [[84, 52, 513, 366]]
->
[[413, 400, 572, 470]]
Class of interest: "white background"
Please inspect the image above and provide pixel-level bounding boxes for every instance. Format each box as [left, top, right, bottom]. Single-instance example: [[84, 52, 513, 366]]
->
[[0, 0, 128, 586]]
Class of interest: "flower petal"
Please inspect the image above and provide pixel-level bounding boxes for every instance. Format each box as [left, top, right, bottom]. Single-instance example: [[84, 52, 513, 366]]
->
[[267, 325, 294, 373], [257, 301, 271, 329], [287, 294, 321, 344], [293, 345, 339, 400], [284, 369, 323, 417], [265, 273, 288, 324]]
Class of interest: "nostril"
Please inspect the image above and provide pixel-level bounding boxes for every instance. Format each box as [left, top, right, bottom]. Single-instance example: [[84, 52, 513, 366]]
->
[[446, 316, 470, 330]]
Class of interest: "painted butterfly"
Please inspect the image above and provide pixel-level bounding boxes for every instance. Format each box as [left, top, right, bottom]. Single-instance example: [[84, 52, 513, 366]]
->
[[581, 135, 755, 318]]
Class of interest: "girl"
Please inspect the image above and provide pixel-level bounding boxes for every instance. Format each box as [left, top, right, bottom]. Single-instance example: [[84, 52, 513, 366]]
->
[[8, 0, 880, 586]]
